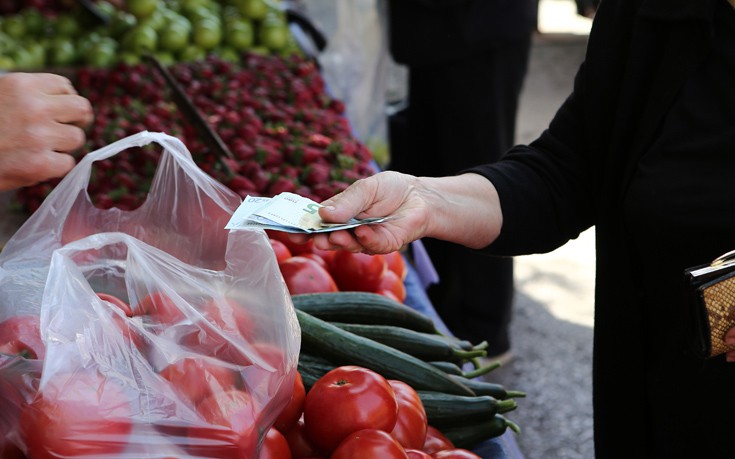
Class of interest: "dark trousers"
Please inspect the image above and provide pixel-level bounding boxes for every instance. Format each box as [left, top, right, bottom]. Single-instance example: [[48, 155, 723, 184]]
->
[[388, 37, 532, 354]]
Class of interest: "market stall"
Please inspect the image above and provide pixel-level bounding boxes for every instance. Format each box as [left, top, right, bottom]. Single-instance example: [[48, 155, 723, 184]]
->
[[0, 1, 526, 457]]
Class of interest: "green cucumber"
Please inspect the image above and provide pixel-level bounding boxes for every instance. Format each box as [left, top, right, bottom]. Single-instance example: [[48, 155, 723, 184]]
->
[[418, 391, 517, 428], [449, 375, 526, 399], [441, 414, 521, 449], [330, 322, 487, 363], [296, 309, 475, 396], [291, 291, 439, 334]]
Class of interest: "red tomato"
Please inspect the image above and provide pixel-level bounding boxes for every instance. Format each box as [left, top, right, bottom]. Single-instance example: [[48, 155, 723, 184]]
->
[[330, 251, 387, 292], [135, 291, 185, 325], [189, 389, 259, 458], [279, 256, 338, 294], [310, 245, 336, 269], [303, 365, 398, 452], [283, 418, 325, 458], [97, 292, 133, 317], [20, 369, 133, 459], [274, 372, 306, 433], [330, 429, 408, 459], [406, 449, 433, 459], [267, 230, 313, 255], [376, 289, 402, 303], [433, 449, 483, 459], [422, 426, 454, 455], [384, 251, 408, 281], [0, 315, 44, 359], [199, 297, 256, 339], [259, 427, 292, 459], [159, 357, 240, 405], [301, 252, 328, 270], [270, 238, 293, 264], [388, 380, 428, 449], [376, 269, 407, 303]]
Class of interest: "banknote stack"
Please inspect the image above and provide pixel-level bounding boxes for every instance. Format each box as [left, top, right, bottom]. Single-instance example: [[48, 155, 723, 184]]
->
[[225, 192, 388, 233]]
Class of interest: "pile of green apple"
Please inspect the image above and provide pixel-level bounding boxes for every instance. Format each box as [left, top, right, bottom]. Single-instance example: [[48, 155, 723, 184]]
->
[[0, 0, 298, 70]]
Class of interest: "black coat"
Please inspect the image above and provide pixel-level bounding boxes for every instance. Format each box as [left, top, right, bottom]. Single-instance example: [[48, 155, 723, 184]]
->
[[471, 0, 728, 457], [387, 0, 538, 66]]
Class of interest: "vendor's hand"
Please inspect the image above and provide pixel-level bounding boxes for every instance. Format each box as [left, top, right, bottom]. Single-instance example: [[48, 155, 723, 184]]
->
[[288, 171, 503, 254], [0, 73, 93, 191], [725, 327, 735, 362]]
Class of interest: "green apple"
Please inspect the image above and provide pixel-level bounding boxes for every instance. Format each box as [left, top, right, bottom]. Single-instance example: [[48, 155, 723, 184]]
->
[[235, 0, 268, 20], [2, 16, 26, 39], [25, 41, 46, 69], [192, 17, 221, 50], [0, 55, 14, 70], [20, 9, 45, 36], [178, 44, 205, 62], [109, 11, 138, 38], [12, 48, 35, 70], [225, 19, 253, 51], [216, 46, 239, 62], [159, 19, 191, 52], [127, 0, 161, 19], [48, 39, 77, 67], [54, 14, 80, 38], [258, 23, 289, 51], [86, 40, 117, 68], [248, 45, 270, 56], [154, 51, 175, 65], [118, 52, 141, 65], [139, 9, 167, 31], [122, 25, 158, 54]]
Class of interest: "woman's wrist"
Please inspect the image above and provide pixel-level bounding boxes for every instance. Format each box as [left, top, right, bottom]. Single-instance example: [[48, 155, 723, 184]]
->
[[417, 173, 502, 249]]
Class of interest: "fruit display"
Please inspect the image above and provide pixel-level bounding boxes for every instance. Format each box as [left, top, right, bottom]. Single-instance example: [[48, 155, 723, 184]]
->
[[14, 52, 374, 213], [0, 0, 297, 70]]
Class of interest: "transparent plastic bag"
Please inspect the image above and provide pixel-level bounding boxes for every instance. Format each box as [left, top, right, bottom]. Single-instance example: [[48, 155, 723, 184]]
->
[[0, 132, 300, 457]]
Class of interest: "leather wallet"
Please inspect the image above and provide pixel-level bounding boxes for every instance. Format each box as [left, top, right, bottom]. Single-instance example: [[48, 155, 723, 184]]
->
[[684, 249, 735, 359]]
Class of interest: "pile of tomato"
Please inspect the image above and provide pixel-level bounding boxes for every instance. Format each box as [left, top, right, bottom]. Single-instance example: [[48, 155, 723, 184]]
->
[[0, 288, 294, 458], [267, 365, 483, 459], [267, 230, 408, 302]]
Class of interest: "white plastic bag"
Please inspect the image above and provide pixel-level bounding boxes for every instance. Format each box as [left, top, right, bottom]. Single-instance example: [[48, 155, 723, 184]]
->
[[0, 132, 300, 457]]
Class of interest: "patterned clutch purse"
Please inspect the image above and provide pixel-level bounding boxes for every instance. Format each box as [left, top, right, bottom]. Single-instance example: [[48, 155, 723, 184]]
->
[[685, 249, 735, 359]]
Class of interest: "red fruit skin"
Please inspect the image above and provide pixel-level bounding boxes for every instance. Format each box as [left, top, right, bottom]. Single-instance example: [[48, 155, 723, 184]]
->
[[330, 429, 409, 459], [303, 366, 398, 453], [270, 238, 293, 264], [405, 449, 433, 459], [388, 380, 428, 450], [422, 426, 455, 455], [433, 448, 483, 459], [279, 257, 338, 294], [330, 251, 387, 292], [0, 315, 45, 360], [273, 372, 306, 433]]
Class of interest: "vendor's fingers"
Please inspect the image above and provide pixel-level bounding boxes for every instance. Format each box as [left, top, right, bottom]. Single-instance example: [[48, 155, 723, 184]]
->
[[725, 327, 735, 343], [47, 94, 94, 128], [37, 73, 78, 95], [319, 177, 377, 223], [25, 150, 76, 183], [726, 350, 735, 363], [43, 122, 88, 153]]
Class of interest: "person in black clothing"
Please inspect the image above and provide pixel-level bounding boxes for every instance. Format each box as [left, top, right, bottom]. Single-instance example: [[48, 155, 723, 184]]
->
[[385, 0, 538, 359], [293, 0, 735, 457]]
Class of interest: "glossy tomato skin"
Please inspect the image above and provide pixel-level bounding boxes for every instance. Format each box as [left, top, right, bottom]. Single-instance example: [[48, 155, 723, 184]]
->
[[405, 449, 433, 459], [188, 389, 259, 458], [303, 365, 398, 452], [279, 256, 338, 294], [274, 372, 305, 433], [267, 230, 313, 255], [159, 357, 240, 406], [330, 251, 387, 292], [309, 245, 336, 270], [433, 448, 483, 459], [97, 293, 149, 352], [135, 291, 185, 326], [330, 429, 409, 459], [259, 427, 292, 459], [97, 292, 133, 317], [283, 418, 325, 458], [20, 370, 133, 459], [388, 380, 428, 449], [422, 425, 454, 455], [384, 250, 408, 281], [376, 269, 407, 303], [0, 315, 44, 359], [270, 238, 293, 264]]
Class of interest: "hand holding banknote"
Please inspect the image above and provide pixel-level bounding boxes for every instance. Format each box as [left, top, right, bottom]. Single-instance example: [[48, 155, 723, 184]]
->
[[282, 171, 503, 255]]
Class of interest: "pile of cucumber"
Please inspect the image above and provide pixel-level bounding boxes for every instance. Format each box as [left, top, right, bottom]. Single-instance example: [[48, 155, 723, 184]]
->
[[292, 291, 524, 449]]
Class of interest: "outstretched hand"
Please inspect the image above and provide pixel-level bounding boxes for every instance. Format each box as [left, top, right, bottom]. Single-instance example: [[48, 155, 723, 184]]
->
[[288, 171, 503, 255], [0, 73, 93, 191]]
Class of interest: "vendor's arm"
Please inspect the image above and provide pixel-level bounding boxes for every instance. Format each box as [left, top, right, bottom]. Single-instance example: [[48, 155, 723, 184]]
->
[[294, 171, 503, 255], [0, 73, 93, 191]]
